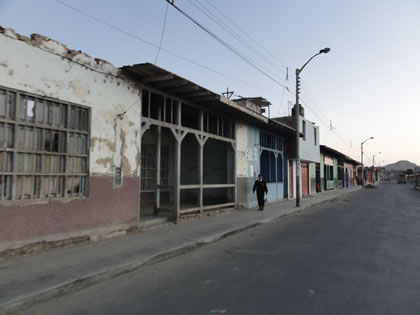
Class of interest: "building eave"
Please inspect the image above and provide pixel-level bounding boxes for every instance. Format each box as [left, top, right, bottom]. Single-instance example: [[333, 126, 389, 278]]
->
[[120, 63, 271, 124]]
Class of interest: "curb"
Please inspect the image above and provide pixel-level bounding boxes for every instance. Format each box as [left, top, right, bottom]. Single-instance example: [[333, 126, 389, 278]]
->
[[0, 187, 362, 314]]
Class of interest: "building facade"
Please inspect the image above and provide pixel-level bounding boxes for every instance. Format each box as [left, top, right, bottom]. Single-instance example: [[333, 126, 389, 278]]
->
[[0, 28, 299, 254], [275, 105, 320, 198], [235, 98, 295, 208], [0, 28, 142, 253], [320, 145, 360, 191]]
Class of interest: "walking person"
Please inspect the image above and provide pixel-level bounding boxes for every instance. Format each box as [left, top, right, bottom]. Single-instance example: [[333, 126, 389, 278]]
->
[[253, 174, 268, 211]]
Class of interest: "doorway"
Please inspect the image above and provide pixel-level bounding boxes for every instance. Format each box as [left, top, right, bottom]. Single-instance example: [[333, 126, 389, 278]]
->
[[288, 160, 293, 198], [301, 162, 309, 196], [315, 163, 321, 192]]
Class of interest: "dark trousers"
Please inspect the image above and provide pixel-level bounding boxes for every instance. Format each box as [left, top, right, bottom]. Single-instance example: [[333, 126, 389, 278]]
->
[[257, 192, 265, 209]]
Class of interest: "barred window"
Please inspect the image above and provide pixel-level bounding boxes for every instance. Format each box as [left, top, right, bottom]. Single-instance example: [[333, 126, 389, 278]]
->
[[260, 150, 283, 183], [0, 87, 90, 201], [260, 131, 283, 151]]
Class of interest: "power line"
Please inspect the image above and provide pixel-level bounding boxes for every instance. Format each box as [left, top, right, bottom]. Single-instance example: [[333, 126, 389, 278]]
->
[[55, 0, 286, 96], [154, 2, 170, 64], [301, 89, 331, 124], [300, 97, 357, 156], [167, 0, 289, 90], [56, 0, 358, 157], [188, 0, 290, 80], [173, 2, 351, 148], [201, 0, 290, 72]]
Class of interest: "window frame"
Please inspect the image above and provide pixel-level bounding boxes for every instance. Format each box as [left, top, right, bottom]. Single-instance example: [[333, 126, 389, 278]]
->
[[259, 130, 284, 183], [0, 86, 91, 201]]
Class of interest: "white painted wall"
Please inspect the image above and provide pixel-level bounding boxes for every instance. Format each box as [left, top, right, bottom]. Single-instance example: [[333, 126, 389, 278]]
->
[[300, 117, 320, 163], [0, 30, 141, 177], [236, 122, 248, 178]]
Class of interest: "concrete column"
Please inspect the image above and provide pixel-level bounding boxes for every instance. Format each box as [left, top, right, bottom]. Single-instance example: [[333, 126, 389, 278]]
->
[[175, 137, 181, 222], [232, 141, 237, 207], [154, 103, 162, 214], [155, 125, 161, 214], [199, 110, 204, 215], [274, 152, 279, 202]]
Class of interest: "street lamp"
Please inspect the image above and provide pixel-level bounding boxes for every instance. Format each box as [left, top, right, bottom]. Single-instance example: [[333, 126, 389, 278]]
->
[[372, 152, 382, 167], [372, 152, 382, 184], [295, 47, 331, 207], [361, 137, 374, 187]]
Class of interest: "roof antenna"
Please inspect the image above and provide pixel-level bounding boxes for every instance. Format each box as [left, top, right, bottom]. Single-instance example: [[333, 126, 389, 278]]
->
[[222, 87, 234, 99]]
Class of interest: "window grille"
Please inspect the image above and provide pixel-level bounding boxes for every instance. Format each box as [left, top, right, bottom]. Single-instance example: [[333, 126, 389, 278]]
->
[[0, 87, 90, 201]]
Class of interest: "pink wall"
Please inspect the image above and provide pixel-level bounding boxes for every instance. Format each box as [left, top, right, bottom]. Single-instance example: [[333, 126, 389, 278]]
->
[[0, 176, 139, 242]]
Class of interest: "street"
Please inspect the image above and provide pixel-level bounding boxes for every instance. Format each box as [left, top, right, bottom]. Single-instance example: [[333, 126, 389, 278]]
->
[[22, 182, 420, 315]]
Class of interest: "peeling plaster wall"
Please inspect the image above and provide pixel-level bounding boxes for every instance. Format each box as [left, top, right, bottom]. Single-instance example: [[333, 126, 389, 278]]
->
[[0, 29, 142, 247], [0, 29, 141, 176], [236, 123, 285, 208], [299, 117, 320, 163], [236, 123, 249, 178]]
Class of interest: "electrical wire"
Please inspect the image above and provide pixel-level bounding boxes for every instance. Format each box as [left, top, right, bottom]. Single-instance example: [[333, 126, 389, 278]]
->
[[56, 0, 358, 156], [174, 0, 355, 153], [300, 97, 359, 159], [201, 0, 290, 71], [117, 98, 140, 118], [188, 0, 289, 80], [167, 0, 289, 90], [55, 0, 285, 96], [154, 2, 170, 64]]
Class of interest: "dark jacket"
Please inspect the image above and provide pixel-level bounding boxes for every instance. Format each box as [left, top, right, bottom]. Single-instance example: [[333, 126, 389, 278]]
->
[[253, 180, 268, 195]]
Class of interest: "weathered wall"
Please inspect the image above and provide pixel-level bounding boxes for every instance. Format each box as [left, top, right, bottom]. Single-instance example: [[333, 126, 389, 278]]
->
[[320, 153, 325, 191], [300, 117, 320, 163], [0, 29, 141, 247], [344, 162, 354, 187], [236, 123, 285, 208], [309, 163, 316, 194]]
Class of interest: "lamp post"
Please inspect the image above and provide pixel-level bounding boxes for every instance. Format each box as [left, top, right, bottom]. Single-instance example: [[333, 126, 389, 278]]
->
[[361, 137, 374, 187], [372, 152, 382, 183], [372, 152, 382, 167], [295, 47, 330, 207]]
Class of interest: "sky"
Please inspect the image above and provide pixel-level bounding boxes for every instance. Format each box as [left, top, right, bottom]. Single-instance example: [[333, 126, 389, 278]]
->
[[1, 0, 419, 166]]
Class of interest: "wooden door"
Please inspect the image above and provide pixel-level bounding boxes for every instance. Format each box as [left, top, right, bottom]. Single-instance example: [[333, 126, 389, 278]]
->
[[289, 161, 293, 198], [301, 163, 309, 196]]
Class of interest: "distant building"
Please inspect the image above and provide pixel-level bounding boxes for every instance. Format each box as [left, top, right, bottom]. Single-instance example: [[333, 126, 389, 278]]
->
[[274, 105, 320, 198], [234, 97, 295, 208], [320, 145, 360, 190]]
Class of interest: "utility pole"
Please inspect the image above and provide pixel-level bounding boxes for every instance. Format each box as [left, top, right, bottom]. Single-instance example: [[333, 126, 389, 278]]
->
[[372, 152, 381, 184], [295, 69, 301, 206], [361, 137, 374, 187], [295, 47, 330, 207], [361, 145, 364, 186]]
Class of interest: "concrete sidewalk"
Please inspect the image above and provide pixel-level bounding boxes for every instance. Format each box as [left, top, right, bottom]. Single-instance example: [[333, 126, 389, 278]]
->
[[0, 186, 362, 314]]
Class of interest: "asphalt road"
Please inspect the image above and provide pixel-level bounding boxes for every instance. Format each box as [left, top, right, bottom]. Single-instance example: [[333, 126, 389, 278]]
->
[[22, 182, 420, 315]]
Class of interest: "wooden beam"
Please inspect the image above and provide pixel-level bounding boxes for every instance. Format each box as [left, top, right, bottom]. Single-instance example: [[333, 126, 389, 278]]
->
[[190, 95, 220, 102], [179, 207, 201, 214], [202, 202, 235, 210], [142, 74, 174, 83], [146, 117, 235, 144], [179, 90, 211, 98], [140, 120, 152, 136], [168, 85, 200, 93], [154, 79, 188, 89]]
